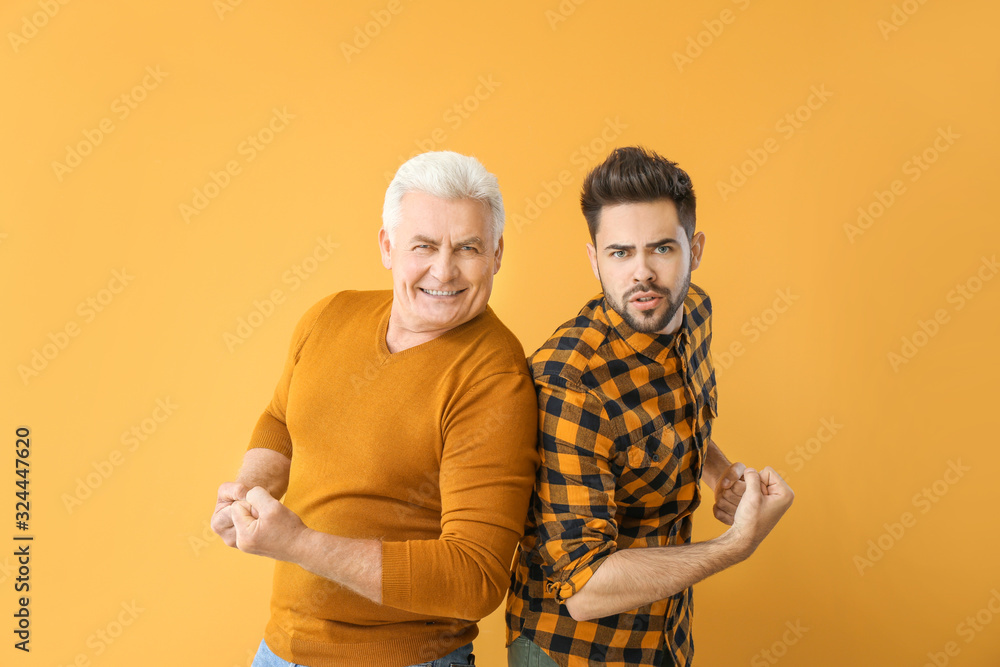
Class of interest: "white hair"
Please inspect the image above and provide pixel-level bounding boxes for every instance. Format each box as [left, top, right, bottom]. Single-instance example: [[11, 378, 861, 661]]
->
[[382, 151, 504, 247]]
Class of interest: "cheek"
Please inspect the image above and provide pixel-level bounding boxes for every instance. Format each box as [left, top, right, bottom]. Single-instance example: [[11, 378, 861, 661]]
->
[[464, 259, 492, 281], [602, 263, 629, 285], [655, 256, 683, 278], [400, 259, 429, 279]]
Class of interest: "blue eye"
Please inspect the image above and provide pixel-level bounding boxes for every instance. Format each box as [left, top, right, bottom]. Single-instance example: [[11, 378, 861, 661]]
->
[[655, 245, 671, 254], [612, 250, 626, 258]]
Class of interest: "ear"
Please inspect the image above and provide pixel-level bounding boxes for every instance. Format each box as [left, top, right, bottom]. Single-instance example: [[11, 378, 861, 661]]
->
[[492, 235, 504, 274], [689, 231, 706, 271], [585, 242, 601, 282], [378, 227, 392, 270]]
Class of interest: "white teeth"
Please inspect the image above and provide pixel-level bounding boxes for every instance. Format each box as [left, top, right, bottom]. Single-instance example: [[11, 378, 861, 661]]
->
[[423, 289, 460, 296]]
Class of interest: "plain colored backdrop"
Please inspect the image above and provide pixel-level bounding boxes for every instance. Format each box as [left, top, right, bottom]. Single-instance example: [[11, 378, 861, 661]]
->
[[3, 1, 999, 665]]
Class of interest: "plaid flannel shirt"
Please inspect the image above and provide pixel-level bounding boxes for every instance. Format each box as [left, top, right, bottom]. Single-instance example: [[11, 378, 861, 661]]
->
[[506, 283, 718, 667]]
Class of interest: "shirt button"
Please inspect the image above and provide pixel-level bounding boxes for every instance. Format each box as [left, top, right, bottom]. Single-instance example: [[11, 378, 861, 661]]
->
[[652, 454, 660, 462]]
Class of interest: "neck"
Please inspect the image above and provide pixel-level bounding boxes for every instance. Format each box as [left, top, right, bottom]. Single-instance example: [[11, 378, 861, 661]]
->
[[657, 307, 685, 336], [384, 302, 465, 354]]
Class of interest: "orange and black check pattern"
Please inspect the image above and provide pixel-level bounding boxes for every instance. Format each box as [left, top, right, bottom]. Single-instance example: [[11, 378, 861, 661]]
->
[[506, 284, 717, 667]]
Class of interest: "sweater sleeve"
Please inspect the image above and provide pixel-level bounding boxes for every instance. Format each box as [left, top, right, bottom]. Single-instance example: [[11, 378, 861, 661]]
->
[[246, 293, 338, 458], [380, 370, 540, 621]]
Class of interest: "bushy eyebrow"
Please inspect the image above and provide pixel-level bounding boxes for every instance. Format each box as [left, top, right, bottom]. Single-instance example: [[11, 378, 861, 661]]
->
[[603, 237, 677, 251]]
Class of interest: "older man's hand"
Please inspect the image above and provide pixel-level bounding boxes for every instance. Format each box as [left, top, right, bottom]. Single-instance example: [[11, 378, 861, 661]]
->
[[211, 481, 250, 547], [231, 486, 310, 562]]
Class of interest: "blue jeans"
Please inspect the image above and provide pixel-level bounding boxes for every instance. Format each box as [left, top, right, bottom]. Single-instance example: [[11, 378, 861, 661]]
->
[[507, 636, 558, 667], [251, 638, 475, 667]]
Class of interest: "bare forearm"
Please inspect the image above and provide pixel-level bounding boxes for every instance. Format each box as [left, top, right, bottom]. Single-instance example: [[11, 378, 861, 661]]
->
[[292, 529, 383, 604], [701, 438, 732, 492], [237, 448, 291, 498], [565, 531, 747, 621], [286, 531, 511, 618]]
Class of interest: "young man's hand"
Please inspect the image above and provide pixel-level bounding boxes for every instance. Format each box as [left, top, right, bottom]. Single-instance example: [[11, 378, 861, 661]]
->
[[728, 467, 795, 557]]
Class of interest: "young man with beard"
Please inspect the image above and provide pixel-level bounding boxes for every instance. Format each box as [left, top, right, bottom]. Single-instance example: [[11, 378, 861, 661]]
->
[[506, 147, 794, 667]]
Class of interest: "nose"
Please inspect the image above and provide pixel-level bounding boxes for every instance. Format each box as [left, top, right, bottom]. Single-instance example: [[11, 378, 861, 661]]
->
[[430, 248, 459, 283], [631, 254, 655, 284]]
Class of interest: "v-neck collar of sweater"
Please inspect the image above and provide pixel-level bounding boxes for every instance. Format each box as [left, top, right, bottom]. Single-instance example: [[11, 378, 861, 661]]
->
[[375, 301, 489, 362]]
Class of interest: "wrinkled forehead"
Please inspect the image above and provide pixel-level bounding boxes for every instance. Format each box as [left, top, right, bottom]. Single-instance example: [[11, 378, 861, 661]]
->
[[595, 200, 688, 249], [396, 192, 494, 245]]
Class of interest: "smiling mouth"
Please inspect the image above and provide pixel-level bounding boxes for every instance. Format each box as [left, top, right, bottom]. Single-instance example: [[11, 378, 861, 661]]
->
[[420, 288, 465, 296]]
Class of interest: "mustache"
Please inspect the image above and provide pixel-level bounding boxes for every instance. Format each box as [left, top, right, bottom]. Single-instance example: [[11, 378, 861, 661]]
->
[[624, 283, 670, 300]]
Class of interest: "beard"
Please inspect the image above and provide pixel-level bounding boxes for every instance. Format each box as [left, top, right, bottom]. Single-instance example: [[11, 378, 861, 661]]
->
[[604, 270, 691, 335]]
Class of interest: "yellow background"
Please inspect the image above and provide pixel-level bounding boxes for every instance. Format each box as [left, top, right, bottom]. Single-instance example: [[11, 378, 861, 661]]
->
[[3, 0, 999, 665]]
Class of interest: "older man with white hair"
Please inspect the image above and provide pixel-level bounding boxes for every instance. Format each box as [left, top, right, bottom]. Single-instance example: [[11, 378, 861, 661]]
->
[[211, 151, 539, 667]]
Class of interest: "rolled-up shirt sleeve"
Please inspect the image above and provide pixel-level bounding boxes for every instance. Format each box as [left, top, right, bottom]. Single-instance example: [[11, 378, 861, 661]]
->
[[533, 379, 619, 603]]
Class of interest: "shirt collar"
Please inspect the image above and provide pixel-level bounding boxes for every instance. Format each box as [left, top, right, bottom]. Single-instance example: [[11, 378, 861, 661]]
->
[[597, 295, 691, 366]]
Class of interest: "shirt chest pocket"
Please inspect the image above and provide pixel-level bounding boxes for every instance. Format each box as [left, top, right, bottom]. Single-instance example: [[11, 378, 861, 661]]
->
[[615, 424, 684, 501]]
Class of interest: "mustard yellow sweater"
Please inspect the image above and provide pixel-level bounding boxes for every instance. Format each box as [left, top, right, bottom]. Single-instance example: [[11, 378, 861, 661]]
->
[[247, 290, 539, 667]]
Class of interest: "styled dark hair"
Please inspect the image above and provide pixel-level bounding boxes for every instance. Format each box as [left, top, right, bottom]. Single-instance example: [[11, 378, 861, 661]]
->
[[581, 146, 696, 241]]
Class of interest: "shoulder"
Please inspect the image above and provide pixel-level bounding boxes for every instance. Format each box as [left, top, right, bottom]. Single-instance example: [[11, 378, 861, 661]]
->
[[459, 306, 531, 377], [307, 289, 390, 325], [685, 282, 713, 323], [317, 289, 391, 313], [528, 295, 615, 390], [290, 290, 390, 346]]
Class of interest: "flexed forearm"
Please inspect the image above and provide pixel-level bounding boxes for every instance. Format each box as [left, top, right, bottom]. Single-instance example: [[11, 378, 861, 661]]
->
[[564, 531, 747, 621], [565, 467, 794, 622], [212, 447, 291, 546], [701, 438, 732, 492], [236, 447, 291, 498]]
